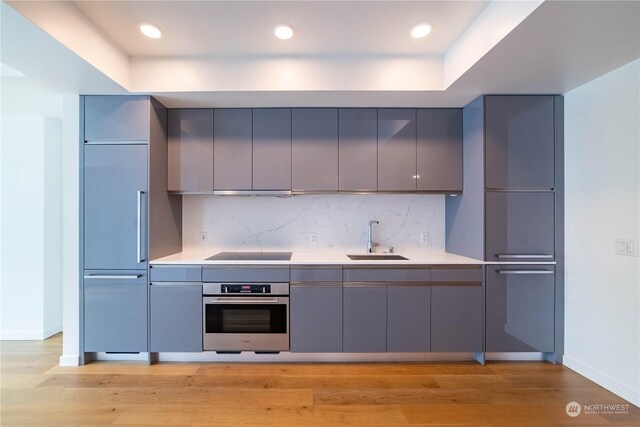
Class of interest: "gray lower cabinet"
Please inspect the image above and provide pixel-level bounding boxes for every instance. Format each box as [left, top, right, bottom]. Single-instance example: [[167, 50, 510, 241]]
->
[[343, 283, 387, 352], [378, 109, 417, 191], [253, 109, 292, 190], [83, 144, 148, 270], [417, 109, 462, 192], [387, 284, 430, 352], [213, 109, 252, 190], [486, 265, 555, 352], [83, 271, 148, 352], [290, 283, 343, 352], [338, 108, 377, 192], [431, 284, 483, 352], [485, 96, 555, 190], [150, 283, 203, 352], [84, 95, 149, 141], [292, 108, 339, 192], [485, 191, 555, 262], [167, 109, 214, 192]]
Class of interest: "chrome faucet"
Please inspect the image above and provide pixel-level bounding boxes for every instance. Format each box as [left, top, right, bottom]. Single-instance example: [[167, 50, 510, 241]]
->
[[367, 220, 379, 253]]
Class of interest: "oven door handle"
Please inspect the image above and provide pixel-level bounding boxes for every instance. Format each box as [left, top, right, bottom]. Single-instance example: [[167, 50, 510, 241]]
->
[[205, 297, 282, 304]]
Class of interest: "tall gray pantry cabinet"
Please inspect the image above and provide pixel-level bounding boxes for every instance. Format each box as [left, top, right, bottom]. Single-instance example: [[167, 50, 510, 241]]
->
[[446, 95, 564, 363], [81, 96, 181, 361]]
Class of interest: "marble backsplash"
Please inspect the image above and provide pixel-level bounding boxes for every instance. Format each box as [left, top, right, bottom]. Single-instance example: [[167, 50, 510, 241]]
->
[[182, 194, 445, 253]]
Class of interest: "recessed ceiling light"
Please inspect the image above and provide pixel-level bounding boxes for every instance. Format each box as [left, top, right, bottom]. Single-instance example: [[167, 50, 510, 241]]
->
[[140, 23, 162, 39], [411, 23, 432, 39], [274, 24, 294, 40]]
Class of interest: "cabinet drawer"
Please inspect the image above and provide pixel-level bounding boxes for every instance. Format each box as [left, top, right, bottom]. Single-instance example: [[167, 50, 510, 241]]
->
[[202, 267, 289, 282], [290, 267, 342, 282], [150, 266, 202, 282], [343, 268, 430, 282], [431, 267, 483, 284]]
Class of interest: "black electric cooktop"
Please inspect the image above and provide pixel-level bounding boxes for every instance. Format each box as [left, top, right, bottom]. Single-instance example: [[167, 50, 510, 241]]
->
[[206, 251, 292, 261]]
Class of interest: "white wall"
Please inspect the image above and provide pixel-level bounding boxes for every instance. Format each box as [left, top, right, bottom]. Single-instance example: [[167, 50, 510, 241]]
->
[[183, 194, 445, 254], [59, 94, 80, 366], [0, 116, 62, 339], [564, 58, 640, 406]]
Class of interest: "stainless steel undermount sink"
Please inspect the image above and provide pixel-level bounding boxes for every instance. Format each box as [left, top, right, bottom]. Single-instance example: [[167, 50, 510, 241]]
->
[[347, 254, 408, 261]]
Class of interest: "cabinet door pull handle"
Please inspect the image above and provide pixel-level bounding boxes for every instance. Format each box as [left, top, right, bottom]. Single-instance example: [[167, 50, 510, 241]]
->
[[137, 190, 145, 263], [496, 270, 554, 275], [207, 298, 280, 304], [84, 275, 143, 279], [496, 254, 553, 259], [290, 282, 342, 288]]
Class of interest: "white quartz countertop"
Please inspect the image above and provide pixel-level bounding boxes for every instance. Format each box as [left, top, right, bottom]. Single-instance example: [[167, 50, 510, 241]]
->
[[150, 249, 485, 266]]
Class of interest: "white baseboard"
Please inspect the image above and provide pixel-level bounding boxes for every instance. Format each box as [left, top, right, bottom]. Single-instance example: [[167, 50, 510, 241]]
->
[[1, 324, 62, 341], [564, 355, 640, 407], [43, 324, 62, 339], [59, 354, 80, 366]]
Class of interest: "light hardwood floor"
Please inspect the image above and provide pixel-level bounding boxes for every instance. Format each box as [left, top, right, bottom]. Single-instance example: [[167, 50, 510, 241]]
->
[[1, 334, 638, 426]]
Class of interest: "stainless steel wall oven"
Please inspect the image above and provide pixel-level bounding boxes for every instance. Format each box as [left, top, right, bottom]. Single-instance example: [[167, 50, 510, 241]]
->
[[202, 282, 289, 352]]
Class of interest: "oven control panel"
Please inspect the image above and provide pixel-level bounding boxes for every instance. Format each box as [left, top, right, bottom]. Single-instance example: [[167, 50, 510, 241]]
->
[[221, 284, 271, 294], [203, 282, 289, 296]]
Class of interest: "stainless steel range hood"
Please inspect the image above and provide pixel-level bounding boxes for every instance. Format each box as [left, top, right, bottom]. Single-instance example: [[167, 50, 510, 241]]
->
[[212, 190, 292, 197]]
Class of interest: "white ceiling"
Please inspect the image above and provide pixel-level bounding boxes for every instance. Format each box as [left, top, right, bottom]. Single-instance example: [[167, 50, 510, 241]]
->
[[71, 1, 490, 56], [2, 1, 639, 108]]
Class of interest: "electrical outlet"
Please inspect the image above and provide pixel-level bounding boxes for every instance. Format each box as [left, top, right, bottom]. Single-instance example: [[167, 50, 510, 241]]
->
[[420, 231, 430, 244], [308, 232, 318, 245], [616, 238, 638, 257], [200, 232, 208, 245]]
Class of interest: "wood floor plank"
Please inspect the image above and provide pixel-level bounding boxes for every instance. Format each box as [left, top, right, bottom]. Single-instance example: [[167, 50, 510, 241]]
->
[[313, 388, 488, 406], [1, 403, 126, 425], [190, 373, 400, 389], [44, 363, 200, 376], [0, 373, 52, 388], [46, 387, 314, 406], [36, 373, 196, 388], [112, 403, 408, 425], [432, 374, 510, 389], [0, 387, 61, 405], [401, 404, 492, 425]]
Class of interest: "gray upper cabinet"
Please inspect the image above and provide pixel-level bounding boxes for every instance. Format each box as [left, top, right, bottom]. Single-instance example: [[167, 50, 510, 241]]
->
[[485, 191, 555, 262], [485, 96, 555, 190], [213, 109, 252, 190], [292, 108, 339, 192], [84, 144, 148, 270], [83, 271, 148, 352], [252, 109, 292, 190], [417, 109, 463, 193], [290, 283, 343, 352], [84, 96, 149, 141], [338, 109, 377, 192], [150, 283, 203, 352], [167, 109, 214, 192], [387, 284, 430, 352], [431, 284, 483, 352], [378, 109, 417, 191], [486, 265, 555, 352], [343, 283, 387, 352]]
